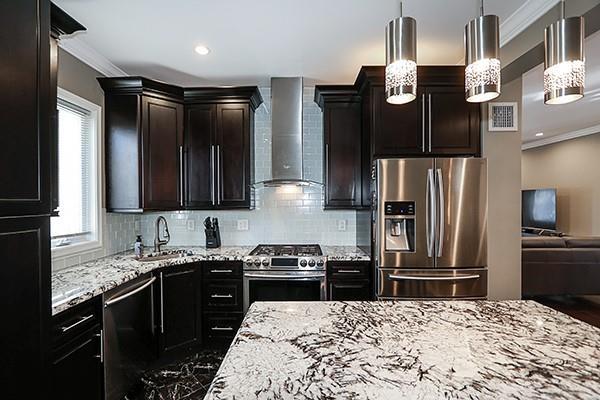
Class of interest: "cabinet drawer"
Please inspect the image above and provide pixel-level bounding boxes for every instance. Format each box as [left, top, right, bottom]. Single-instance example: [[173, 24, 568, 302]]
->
[[203, 281, 242, 311], [203, 261, 243, 279], [328, 262, 370, 279], [329, 280, 372, 301], [52, 297, 102, 347], [203, 313, 243, 340]]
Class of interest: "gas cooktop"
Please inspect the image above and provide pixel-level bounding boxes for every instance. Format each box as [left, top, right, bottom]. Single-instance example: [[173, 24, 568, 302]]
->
[[249, 244, 323, 257], [245, 244, 326, 270]]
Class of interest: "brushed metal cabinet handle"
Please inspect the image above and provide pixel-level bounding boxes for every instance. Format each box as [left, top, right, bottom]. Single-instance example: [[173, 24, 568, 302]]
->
[[179, 145, 184, 207], [336, 269, 362, 274], [428, 94, 432, 153], [211, 294, 233, 299], [426, 168, 436, 258], [216, 144, 221, 206], [210, 269, 233, 273], [160, 273, 164, 334], [95, 329, 104, 363], [211, 326, 233, 331], [211, 145, 216, 206], [421, 93, 426, 152], [61, 314, 94, 333]]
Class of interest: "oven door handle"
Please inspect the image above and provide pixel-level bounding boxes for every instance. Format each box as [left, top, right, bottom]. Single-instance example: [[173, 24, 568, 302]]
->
[[244, 273, 325, 279]]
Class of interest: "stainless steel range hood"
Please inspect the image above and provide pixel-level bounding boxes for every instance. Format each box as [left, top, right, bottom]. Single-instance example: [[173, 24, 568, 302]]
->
[[254, 77, 322, 187]]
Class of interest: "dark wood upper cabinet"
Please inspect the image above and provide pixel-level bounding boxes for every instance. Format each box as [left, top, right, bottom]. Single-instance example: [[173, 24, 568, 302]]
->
[[184, 87, 261, 210], [315, 87, 363, 209], [99, 77, 185, 212]]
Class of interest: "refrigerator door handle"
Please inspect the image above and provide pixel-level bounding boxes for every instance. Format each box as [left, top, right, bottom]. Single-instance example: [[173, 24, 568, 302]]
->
[[389, 274, 480, 281], [426, 168, 435, 258], [436, 168, 445, 257]]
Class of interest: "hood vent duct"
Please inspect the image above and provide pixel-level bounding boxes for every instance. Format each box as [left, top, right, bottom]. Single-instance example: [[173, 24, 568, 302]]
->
[[254, 77, 322, 187]]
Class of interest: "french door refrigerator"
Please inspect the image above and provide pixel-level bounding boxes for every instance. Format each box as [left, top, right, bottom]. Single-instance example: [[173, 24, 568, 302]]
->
[[375, 158, 487, 299]]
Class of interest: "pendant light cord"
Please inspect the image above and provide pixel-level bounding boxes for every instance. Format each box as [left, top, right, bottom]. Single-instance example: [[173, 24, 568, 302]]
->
[[399, 1, 403, 17], [480, 0, 484, 17], [560, 0, 565, 19]]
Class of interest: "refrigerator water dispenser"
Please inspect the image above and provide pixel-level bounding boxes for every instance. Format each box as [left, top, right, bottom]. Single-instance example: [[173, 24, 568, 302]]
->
[[384, 201, 416, 252]]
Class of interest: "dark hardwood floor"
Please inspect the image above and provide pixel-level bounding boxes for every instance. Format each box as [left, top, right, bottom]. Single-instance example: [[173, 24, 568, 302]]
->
[[535, 296, 600, 328]]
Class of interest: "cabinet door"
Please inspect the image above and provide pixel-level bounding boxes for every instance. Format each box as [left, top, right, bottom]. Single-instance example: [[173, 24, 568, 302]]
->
[[371, 86, 424, 157], [142, 96, 184, 210], [425, 86, 481, 156], [324, 101, 362, 208], [0, 0, 51, 217], [329, 280, 371, 301], [51, 328, 103, 400], [185, 104, 217, 209], [216, 103, 251, 208], [0, 216, 50, 398], [158, 265, 201, 354]]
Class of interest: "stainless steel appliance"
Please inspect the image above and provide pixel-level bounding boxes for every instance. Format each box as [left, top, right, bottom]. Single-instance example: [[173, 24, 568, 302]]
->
[[243, 244, 327, 313], [103, 273, 156, 400], [375, 158, 487, 299]]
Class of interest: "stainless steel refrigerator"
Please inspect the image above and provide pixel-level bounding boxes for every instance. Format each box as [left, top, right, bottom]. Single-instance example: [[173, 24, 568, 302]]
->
[[375, 158, 487, 299]]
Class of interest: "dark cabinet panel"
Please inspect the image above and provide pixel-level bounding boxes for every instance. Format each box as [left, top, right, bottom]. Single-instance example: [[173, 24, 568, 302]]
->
[[324, 101, 363, 208], [426, 86, 481, 156], [216, 104, 252, 208], [51, 328, 103, 400], [327, 261, 372, 301], [371, 85, 424, 157], [0, 0, 51, 217], [142, 97, 184, 210], [329, 281, 371, 301], [0, 216, 51, 398], [203, 313, 243, 342], [185, 104, 217, 208], [203, 280, 243, 311], [158, 264, 202, 354]]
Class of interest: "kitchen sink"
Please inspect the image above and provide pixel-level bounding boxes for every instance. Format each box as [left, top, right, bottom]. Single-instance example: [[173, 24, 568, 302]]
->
[[135, 249, 193, 262]]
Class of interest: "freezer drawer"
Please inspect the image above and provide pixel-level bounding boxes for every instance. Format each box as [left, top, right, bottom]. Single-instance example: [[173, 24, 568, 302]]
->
[[377, 268, 487, 299]]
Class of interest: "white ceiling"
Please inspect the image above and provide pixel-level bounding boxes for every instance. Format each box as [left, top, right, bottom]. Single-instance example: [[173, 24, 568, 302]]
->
[[522, 30, 600, 145], [54, 0, 525, 86]]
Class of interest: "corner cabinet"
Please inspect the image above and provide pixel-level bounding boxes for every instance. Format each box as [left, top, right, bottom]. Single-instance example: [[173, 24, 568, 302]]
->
[[99, 79, 262, 212], [315, 86, 364, 209], [99, 77, 184, 212]]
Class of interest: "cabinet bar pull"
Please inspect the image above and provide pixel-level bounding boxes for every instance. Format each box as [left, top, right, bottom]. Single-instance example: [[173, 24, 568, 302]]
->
[[211, 326, 234, 331], [160, 273, 164, 333], [337, 269, 362, 274], [210, 145, 215, 206], [421, 93, 425, 152], [95, 329, 104, 363], [211, 294, 233, 298], [216, 144, 221, 206], [60, 314, 94, 333], [210, 269, 233, 273], [179, 145, 184, 207], [428, 94, 432, 153]]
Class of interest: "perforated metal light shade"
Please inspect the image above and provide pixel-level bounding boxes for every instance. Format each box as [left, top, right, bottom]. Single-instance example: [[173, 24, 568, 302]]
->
[[464, 15, 501, 103], [544, 16, 585, 105], [385, 16, 417, 104]]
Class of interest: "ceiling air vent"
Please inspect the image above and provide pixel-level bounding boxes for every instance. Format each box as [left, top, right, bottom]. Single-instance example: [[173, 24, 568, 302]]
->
[[488, 102, 518, 131]]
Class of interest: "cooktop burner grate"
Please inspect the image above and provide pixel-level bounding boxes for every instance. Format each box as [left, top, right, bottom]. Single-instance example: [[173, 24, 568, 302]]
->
[[250, 244, 323, 257]]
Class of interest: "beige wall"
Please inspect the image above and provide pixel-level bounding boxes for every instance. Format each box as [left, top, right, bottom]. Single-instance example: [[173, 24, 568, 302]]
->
[[483, 78, 522, 300], [522, 133, 600, 236]]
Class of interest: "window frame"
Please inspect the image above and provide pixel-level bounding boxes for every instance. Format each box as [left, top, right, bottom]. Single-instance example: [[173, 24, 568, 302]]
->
[[51, 87, 103, 258]]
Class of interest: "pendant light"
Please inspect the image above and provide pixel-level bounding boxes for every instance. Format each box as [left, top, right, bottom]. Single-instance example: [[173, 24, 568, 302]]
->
[[385, 1, 417, 105], [464, 0, 500, 103], [544, 0, 585, 105]]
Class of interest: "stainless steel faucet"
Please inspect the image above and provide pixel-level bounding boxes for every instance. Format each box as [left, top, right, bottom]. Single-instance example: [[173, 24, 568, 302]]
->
[[154, 216, 170, 252]]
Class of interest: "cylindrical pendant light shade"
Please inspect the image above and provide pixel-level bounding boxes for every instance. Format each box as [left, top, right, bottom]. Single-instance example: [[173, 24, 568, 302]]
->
[[544, 16, 585, 105], [465, 14, 501, 103], [385, 16, 417, 104]]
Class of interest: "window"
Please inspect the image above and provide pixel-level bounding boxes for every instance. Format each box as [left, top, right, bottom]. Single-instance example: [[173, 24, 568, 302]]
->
[[51, 88, 102, 254]]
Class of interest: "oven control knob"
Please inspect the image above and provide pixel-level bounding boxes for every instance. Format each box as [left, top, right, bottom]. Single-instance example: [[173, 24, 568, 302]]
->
[[316, 259, 324, 267], [253, 259, 261, 267], [245, 259, 253, 266], [300, 259, 308, 267], [261, 258, 269, 267], [308, 259, 316, 267]]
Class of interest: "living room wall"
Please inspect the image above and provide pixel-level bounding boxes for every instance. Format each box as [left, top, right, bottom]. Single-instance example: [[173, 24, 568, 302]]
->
[[522, 132, 600, 236]]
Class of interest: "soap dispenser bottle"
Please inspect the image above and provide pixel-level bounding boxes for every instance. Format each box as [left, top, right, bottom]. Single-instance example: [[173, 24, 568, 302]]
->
[[134, 235, 144, 258]]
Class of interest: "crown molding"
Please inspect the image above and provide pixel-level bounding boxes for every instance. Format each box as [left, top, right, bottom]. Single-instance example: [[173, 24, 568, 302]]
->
[[522, 124, 600, 150], [500, 0, 560, 47], [58, 36, 126, 77]]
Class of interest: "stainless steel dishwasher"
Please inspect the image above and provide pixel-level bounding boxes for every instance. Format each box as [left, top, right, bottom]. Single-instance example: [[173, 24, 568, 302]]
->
[[103, 273, 157, 400]]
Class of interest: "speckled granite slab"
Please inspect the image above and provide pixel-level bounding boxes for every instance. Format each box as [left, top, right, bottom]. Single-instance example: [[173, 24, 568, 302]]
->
[[205, 301, 600, 400], [51, 246, 253, 315], [323, 246, 370, 261]]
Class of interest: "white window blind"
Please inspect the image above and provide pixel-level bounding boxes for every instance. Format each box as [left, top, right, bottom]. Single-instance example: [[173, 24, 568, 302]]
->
[[51, 97, 94, 246]]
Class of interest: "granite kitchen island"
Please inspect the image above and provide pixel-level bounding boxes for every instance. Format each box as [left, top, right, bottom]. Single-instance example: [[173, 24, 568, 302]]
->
[[205, 301, 600, 400]]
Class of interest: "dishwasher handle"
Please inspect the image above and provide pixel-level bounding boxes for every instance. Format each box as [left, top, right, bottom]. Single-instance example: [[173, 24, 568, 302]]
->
[[104, 277, 156, 307]]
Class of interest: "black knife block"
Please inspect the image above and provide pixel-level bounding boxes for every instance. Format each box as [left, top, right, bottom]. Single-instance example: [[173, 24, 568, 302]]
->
[[205, 217, 221, 248]]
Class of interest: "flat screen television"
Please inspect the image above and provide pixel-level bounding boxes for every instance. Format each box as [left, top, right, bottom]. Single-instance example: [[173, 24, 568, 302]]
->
[[522, 189, 557, 230]]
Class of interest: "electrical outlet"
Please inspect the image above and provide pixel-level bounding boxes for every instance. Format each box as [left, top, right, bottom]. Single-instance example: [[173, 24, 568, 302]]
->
[[237, 219, 249, 231], [337, 219, 347, 231], [186, 220, 195, 231]]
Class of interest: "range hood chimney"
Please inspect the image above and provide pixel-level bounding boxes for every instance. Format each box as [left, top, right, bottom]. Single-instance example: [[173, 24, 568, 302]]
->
[[255, 77, 322, 187]]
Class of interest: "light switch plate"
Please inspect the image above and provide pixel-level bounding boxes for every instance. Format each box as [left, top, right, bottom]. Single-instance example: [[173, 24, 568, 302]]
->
[[337, 219, 347, 231], [237, 219, 249, 231], [187, 220, 195, 231]]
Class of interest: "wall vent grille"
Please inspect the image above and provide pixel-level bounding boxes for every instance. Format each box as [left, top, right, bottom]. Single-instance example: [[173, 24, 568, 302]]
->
[[488, 102, 518, 131]]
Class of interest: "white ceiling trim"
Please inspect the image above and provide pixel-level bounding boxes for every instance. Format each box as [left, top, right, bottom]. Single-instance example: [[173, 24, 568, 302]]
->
[[522, 124, 600, 150], [58, 36, 126, 77], [500, 0, 560, 47]]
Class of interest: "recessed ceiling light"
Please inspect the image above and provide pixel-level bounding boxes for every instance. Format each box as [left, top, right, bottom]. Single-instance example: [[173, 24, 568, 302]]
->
[[536, 132, 544, 137], [194, 45, 210, 55]]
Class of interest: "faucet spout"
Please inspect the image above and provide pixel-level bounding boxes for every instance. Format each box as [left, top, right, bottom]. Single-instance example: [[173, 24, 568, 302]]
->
[[154, 216, 170, 252]]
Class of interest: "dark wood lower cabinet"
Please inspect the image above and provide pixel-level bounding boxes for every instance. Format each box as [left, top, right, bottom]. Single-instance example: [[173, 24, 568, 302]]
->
[[156, 264, 202, 355], [327, 261, 372, 301], [329, 280, 371, 301]]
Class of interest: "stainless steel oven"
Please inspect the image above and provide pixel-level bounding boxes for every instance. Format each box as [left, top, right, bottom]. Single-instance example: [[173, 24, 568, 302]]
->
[[243, 270, 326, 313]]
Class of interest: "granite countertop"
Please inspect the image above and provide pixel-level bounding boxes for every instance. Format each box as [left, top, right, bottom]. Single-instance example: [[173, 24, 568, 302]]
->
[[205, 300, 600, 399], [51, 246, 253, 315], [322, 246, 370, 261], [52, 245, 369, 315]]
